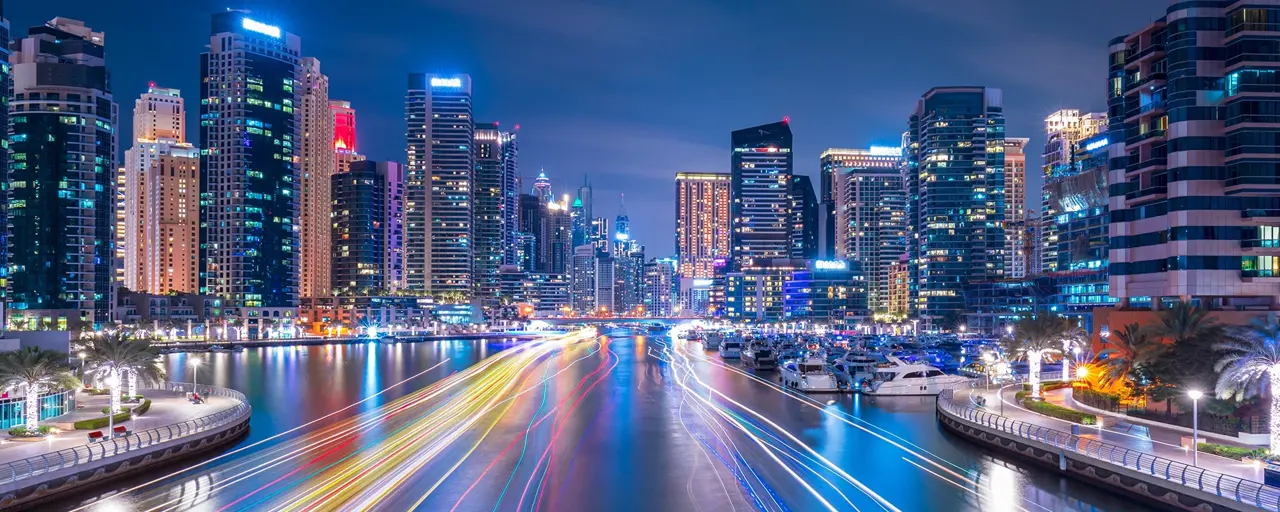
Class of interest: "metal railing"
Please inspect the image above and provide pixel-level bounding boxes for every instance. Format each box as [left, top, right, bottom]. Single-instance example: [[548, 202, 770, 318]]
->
[[938, 388, 1280, 511], [0, 383, 250, 487]]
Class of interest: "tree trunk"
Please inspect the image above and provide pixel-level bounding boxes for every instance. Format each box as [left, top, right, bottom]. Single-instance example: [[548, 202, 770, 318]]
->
[[110, 367, 122, 414], [24, 384, 39, 430], [127, 368, 137, 399], [1029, 351, 1042, 399]]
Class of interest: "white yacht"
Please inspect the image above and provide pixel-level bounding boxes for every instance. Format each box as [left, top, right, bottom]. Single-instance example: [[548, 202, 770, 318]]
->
[[780, 356, 840, 393], [719, 339, 743, 359], [831, 351, 881, 390], [742, 342, 777, 370], [703, 332, 723, 350], [862, 356, 971, 396], [775, 342, 804, 362]]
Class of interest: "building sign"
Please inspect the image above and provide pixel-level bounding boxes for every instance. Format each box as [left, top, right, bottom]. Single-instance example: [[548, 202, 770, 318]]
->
[[430, 77, 462, 88], [868, 146, 902, 156], [692, 279, 714, 288], [242, 18, 281, 38], [814, 260, 848, 271], [1084, 138, 1109, 152]]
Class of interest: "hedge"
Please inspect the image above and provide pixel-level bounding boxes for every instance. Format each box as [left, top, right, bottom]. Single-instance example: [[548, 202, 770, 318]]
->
[[1020, 397, 1097, 425], [74, 411, 131, 430], [1198, 442, 1268, 461], [8, 425, 56, 437], [98, 399, 151, 416], [1022, 381, 1071, 393]]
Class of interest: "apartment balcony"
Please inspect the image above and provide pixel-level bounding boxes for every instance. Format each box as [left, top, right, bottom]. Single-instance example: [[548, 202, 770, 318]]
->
[[1124, 157, 1167, 178], [1124, 101, 1166, 124], [1125, 73, 1166, 95], [1242, 270, 1280, 282], [1124, 185, 1167, 207], [1125, 45, 1164, 68], [1125, 129, 1166, 148], [1243, 209, 1280, 224]]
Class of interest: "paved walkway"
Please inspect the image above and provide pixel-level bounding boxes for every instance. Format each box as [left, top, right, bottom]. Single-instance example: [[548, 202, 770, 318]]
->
[[955, 385, 1270, 484], [0, 390, 236, 463]]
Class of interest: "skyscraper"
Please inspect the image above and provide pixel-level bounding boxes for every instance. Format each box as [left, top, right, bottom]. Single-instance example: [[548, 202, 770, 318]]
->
[[200, 12, 301, 330], [1108, 4, 1280, 312], [1041, 110, 1107, 274], [9, 18, 118, 326], [532, 170, 552, 204], [571, 244, 596, 314], [643, 258, 677, 317], [826, 147, 906, 314], [500, 127, 520, 266], [731, 120, 793, 270], [518, 193, 543, 271], [299, 57, 333, 300], [474, 122, 513, 311], [907, 87, 1006, 328], [331, 161, 404, 295], [405, 73, 474, 296], [542, 197, 572, 274], [123, 86, 200, 294], [330, 100, 365, 173], [0, 9, 10, 325], [1004, 137, 1031, 278], [789, 174, 818, 260], [674, 172, 730, 279]]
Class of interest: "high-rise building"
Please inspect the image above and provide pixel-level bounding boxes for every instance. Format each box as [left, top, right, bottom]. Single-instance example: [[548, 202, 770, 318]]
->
[[1107, 5, 1280, 312], [571, 244, 596, 314], [0, 9, 10, 325], [789, 175, 819, 260], [330, 100, 365, 173], [1004, 137, 1031, 278], [532, 170, 552, 204], [9, 18, 118, 326], [405, 73, 474, 296], [570, 196, 587, 247], [1046, 131, 1114, 332], [731, 121, 793, 270], [299, 57, 332, 299], [907, 87, 1006, 328], [1040, 109, 1107, 274], [674, 172, 731, 279], [200, 12, 302, 331], [518, 193, 543, 271], [500, 127, 520, 266], [595, 255, 616, 315], [541, 197, 572, 274], [590, 217, 611, 252], [123, 86, 200, 295], [644, 258, 677, 317], [826, 147, 906, 314], [331, 161, 404, 295], [474, 122, 513, 311], [577, 179, 594, 230]]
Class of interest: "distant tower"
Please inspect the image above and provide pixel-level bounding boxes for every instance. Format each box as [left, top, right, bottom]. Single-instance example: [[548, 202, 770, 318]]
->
[[533, 170, 553, 204], [615, 195, 631, 241]]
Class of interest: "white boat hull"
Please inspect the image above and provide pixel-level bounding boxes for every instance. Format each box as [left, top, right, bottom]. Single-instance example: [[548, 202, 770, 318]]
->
[[781, 373, 840, 393], [864, 376, 971, 396]]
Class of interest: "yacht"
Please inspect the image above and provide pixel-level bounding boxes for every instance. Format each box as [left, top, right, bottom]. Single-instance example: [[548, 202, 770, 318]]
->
[[742, 342, 777, 370], [719, 339, 743, 359], [646, 323, 667, 334], [831, 351, 881, 390], [703, 332, 723, 350], [775, 342, 804, 362], [862, 356, 971, 396], [780, 356, 840, 393]]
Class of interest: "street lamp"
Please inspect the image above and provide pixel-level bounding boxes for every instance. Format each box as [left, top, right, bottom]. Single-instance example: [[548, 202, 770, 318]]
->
[[190, 358, 203, 398], [77, 352, 86, 374], [1188, 390, 1203, 466], [995, 362, 1010, 415]]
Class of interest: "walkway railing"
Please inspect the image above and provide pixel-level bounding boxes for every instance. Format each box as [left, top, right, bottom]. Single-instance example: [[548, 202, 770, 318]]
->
[[0, 383, 250, 487], [938, 388, 1280, 511]]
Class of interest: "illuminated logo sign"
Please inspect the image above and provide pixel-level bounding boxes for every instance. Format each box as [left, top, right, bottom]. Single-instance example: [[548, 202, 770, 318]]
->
[[692, 279, 714, 287], [814, 260, 848, 271], [868, 146, 902, 157], [430, 77, 463, 88], [1084, 138, 1109, 152], [242, 18, 281, 38]]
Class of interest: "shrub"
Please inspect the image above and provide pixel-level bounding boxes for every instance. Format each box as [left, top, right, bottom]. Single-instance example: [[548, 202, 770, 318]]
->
[[73, 411, 132, 430], [1022, 381, 1071, 393], [7, 425, 57, 437], [1021, 397, 1097, 425], [85, 388, 111, 396], [1197, 442, 1268, 461], [99, 399, 151, 417], [1015, 390, 1029, 402]]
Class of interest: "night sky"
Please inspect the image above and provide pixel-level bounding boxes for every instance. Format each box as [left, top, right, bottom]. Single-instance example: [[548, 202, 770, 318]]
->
[[9, 0, 1170, 257]]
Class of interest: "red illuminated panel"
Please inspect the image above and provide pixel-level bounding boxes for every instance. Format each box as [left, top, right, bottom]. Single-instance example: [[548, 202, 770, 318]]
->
[[331, 105, 356, 152]]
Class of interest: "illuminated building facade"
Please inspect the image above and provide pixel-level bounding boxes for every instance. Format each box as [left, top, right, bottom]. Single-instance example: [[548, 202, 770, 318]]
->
[[789, 175, 819, 260], [331, 161, 404, 295], [474, 122, 514, 312], [731, 121, 793, 270], [643, 258, 677, 316], [518, 193, 543, 272], [200, 12, 302, 333], [329, 100, 364, 173], [724, 259, 804, 322], [405, 73, 473, 296], [1045, 132, 1114, 330], [500, 127, 520, 266], [782, 261, 868, 326], [571, 244, 596, 314], [124, 86, 200, 294], [532, 171, 552, 204], [541, 197, 572, 275], [1004, 138, 1031, 278], [0, 9, 9, 324], [674, 172, 730, 279], [299, 57, 332, 299], [1040, 109, 1107, 274], [907, 87, 1007, 329], [1108, 4, 1280, 312], [887, 253, 911, 319], [827, 147, 906, 313], [9, 18, 118, 326]]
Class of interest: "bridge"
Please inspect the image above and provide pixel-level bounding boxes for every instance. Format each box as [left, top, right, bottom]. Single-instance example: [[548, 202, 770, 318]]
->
[[531, 317, 701, 326]]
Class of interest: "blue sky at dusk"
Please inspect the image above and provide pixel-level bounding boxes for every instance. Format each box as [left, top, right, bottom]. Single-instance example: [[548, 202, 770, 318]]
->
[[9, 0, 1171, 256]]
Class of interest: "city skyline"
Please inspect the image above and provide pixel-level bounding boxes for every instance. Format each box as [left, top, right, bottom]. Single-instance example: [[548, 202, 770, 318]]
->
[[7, 0, 1170, 257]]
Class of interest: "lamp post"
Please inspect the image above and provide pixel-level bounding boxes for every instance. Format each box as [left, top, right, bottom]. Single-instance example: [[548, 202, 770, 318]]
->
[[1188, 390, 1203, 466], [77, 352, 86, 377], [105, 374, 119, 433], [996, 362, 1009, 415], [190, 358, 203, 398]]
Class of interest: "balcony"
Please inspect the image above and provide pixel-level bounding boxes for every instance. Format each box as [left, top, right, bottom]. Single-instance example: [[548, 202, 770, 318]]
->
[[1124, 185, 1167, 206], [1126, 73, 1166, 94], [1243, 209, 1280, 224], [1126, 129, 1166, 147], [1125, 157, 1167, 177]]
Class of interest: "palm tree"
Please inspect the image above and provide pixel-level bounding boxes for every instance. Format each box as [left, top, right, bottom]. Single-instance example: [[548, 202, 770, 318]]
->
[[84, 330, 166, 412], [0, 348, 80, 431], [1002, 314, 1079, 399], [1097, 323, 1162, 388], [1214, 316, 1280, 454]]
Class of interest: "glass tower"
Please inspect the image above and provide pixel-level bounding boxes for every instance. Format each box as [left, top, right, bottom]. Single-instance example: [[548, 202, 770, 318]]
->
[[731, 120, 793, 270]]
